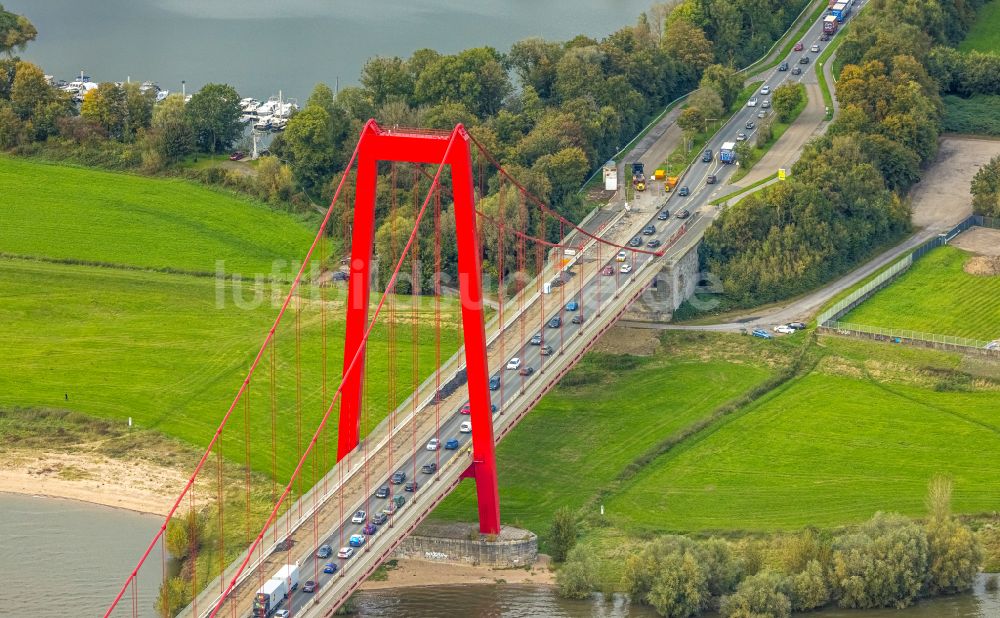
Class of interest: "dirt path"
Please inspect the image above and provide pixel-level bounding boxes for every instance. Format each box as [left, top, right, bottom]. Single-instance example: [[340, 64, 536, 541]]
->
[[359, 555, 554, 591], [952, 227, 1000, 256]]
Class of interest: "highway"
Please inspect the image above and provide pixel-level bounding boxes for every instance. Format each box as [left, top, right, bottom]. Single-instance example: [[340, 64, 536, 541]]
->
[[176, 5, 864, 617]]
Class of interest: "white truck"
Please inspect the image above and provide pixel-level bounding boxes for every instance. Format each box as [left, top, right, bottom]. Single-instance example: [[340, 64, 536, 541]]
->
[[720, 141, 738, 164], [253, 564, 300, 617]]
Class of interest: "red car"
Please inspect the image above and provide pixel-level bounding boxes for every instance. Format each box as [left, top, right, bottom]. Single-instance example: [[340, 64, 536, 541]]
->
[[229, 151, 245, 161], [601, 266, 615, 276], [794, 41, 804, 51], [460, 403, 471, 414]]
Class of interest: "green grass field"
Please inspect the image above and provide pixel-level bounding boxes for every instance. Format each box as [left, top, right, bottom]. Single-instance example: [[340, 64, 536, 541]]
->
[[959, 0, 1000, 52], [433, 333, 795, 536], [0, 156, 318, 275], [843, 246, 1000, 341], [0, 258, 462, 482], [943, 94, 1000, 136]]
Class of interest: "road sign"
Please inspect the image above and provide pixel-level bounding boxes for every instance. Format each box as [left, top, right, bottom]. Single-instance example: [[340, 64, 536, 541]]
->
[[778, 168, 787, 181]]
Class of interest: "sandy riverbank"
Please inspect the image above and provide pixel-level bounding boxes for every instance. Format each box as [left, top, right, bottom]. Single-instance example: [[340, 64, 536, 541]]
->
[[359, 554, 555, 590], [0, 450, 180, 517]]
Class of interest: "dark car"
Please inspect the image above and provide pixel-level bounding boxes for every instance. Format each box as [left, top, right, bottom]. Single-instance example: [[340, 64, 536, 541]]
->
[[404, 481, 419, 492], [375, 485, 390, 498], [518, 366, 535, 377], [303, 580, 317, 593], [642, 224, 656, 235], [799, 56, 810, 64], [706, 174, 717, 184], [363, 522, 378, 535], [421, 462, 437, 474], [331, 270, 349, 281], [529, 333, 542, 345], [778, 61, 789, 71], [788, 322, 807, 330], [646, 239, 662, 248], [702, 149, 713, 162], [323, 562, 338, 574], [276, 537, 295, 552], [540, 344, 554, 356], [445, 438, 460, 450], [628, 236, 643, 247], [678, 186, 690, 196], [394, 495, 406, 508], [820, 32, 830, 41], [791, 66, 802, 75], [745, 120, 755, 130], [229, 151, 245, 161], [657, 210, 670, 220], [390, 470, 406, 484], [372, 512, 388, 525], [316, 544, 332, 559], [675, 209, 691, 219], [571, 314, 584, 325], [489, 375, 500, 390], [547, 316, 561, 328]]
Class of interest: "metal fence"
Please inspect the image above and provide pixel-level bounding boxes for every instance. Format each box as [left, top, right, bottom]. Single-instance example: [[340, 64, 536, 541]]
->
[[817, 214, 1000, 356]]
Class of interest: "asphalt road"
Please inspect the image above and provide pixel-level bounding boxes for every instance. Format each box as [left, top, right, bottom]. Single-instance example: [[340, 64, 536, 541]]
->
[[249, 6, 865, 616]]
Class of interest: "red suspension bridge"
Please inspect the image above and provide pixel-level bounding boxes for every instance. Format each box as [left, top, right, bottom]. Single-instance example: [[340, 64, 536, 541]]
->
[[106, 120, 690, 618]]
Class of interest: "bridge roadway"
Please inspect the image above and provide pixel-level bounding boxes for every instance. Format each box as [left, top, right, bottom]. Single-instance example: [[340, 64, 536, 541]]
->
[[176, 7, 854, 616]]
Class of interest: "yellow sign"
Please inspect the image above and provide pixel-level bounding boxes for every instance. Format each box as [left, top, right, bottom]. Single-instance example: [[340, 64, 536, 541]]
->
[[778, 168, 787, 181]]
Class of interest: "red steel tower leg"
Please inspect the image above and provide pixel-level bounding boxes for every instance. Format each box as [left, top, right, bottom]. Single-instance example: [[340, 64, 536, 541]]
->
[[337, 120, 500, 534]]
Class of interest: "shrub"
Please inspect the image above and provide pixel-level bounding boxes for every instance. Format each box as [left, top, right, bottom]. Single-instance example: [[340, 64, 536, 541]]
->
[[556, 546, 599, 599], [549, 506, 577, 562], [719, 570, 792, 618], [790, 559, 830, 611]]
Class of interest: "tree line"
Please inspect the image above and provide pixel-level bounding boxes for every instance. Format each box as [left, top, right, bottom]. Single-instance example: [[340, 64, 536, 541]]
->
[[556, 477, 983, 618], [700, 0, 990, 307], [971, 154, 1000, 217]]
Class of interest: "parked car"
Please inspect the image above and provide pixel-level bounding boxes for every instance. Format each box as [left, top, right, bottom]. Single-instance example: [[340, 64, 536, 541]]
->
[[421, 462, 437, 474], [675, 209, 691, 219], [747, 97, 758, 107], [642, 224, 656, 235], [518, 366, 535, 377], [303, 580, 317, 593], [316, 544, 332, 559], [760, 85, 771, 95], [571, 314, 584, 324], [794, 41, 804, 51], [426, 438, 440, 451], [788, 322, 807, 330], [547, 316, 561, 328], [779, 61, 789, 71], [351, 510, 366, 524], [323, 562, 337, 574], [349, 534, 366, 547], [678, 186, 690, 196], [702, 149, 713, 162], [810, 44, 820, 52], [372, 512, 389, 525], [363, 522, 378, 535], [540, 344, 554, 356], [792, 66, 802, 75], [229, 151, 245, 161], [616, 250, 628, 262], [565, 300, 579, 311], [628, 236, 643, 247], [375, 485, 389, 499], [620, 263, 633, 274], [404, 481, 419, 492], [658, 210, 670, 220], [338, 547, 355, 559], [460, 421, 472, 433], [331, 270, 349, 281], [506, 357, 522, 370], [601, 265, 615, 275], [773, 324, 795, 334], [646, 239, 662, 248], [489, 375, 501, 390], [751, 328, 773, 339], [390, 470, 406, 484]]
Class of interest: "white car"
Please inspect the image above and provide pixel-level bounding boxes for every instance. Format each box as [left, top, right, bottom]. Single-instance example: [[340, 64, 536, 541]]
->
[[275, 611, 290, 618], [747, 97, 758, 107], [760, 85, 771, 95], [985, 340, 1000, 351], [426, 438, 440, 451], [337, 546, 354, 559], [351, 510, 366, 523], [773, 324, 795, 334], [762, 100, 771, 109], [811, 44, 820, 53], [616, 250, 627, 262], [758, 110, 767, 118], [506, 357, 521, 370], [459, 421, 472, 433], [620, 263, 633, 274]]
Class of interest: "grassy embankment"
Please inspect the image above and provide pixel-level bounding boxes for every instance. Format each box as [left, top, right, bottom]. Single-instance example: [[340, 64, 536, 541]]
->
[[0, 156, 463, 483], [944, 0, 1000, 135], [843, 245, 1000, 340], [816, 24, 849, 120], [729, 83, 808, 183]]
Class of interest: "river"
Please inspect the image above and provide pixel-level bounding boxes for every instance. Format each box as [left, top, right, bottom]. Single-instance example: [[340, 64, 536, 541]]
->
[[2, 493, 998, 618], [5, 0, 655, 103]]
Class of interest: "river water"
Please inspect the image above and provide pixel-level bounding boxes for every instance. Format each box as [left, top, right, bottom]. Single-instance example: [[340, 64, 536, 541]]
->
[[6, 0, 654, 102], [2, 493, 998, 618]]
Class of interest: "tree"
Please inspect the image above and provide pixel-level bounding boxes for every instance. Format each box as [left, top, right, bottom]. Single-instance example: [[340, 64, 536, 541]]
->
[[771, 83, 804, 122], [677, 106, 706, 134], [532, 146, 589, 208], [184, 83, 242, 153], [155, 576, 190, 618], [790, 560, 829, 611], [662, 19, 714, 78], [720, 570, 791, 618], [9, 60, 50, 118], [283, 104, 337, 193], [699, 64, 743, 110], [508, 38, 564, 99], [0, 99, 21, 147], [255, 156, 294, 203], [556, 546, 599, 599], [647, 550, 708, 617], [686, 88, 724, 123], [360, 56, 414, 106], [0, 5, 37, 56], [414, 47, 511, 118], [549, 506, 577, 562], [164, 517, 190, 559], [971, 154, 1000, 217], [81, 82, 152, 141], [924, 476, 982, 595]]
